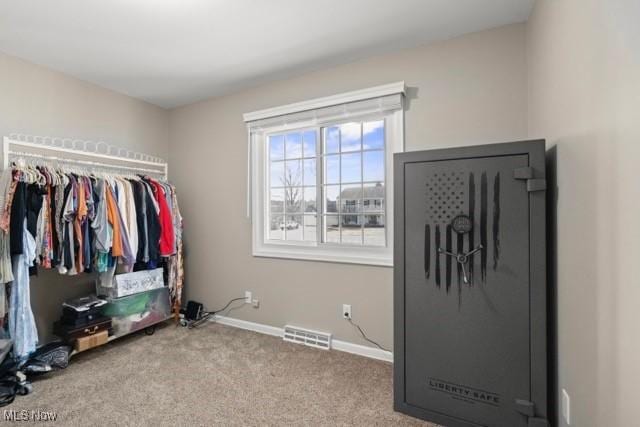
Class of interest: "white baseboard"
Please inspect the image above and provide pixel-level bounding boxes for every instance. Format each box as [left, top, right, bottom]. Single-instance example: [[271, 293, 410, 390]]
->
[[212, 314, 283, 338], [211, 315, 393, 363], [331, 339, 393, 362]]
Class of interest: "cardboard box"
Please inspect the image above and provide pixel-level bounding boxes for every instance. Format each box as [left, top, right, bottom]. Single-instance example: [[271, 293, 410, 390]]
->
[[74, 330, 108, 352]]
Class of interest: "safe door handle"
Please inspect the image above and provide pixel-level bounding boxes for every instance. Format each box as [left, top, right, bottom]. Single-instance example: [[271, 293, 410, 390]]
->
[[438, 245, 483, 284]]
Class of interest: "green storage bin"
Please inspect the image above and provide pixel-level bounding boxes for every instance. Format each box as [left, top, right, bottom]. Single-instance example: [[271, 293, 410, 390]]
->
[[102, 287, 171, 338], [101, 288, 156, 317]]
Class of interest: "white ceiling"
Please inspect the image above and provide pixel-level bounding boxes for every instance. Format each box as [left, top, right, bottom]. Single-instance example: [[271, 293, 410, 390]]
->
[[0, 0, 534, 109]]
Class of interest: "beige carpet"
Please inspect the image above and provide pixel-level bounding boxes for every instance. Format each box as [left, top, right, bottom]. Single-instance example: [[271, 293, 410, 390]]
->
[[14, 322, 434, 426]]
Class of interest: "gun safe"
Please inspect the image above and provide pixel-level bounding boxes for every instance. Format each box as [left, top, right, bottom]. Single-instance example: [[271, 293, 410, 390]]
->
[[393, 140, 548, 427]]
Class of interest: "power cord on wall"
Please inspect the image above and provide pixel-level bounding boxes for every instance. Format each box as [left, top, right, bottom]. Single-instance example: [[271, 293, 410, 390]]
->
[[347, 318, 390, 353], [209, 297, 246, 315]]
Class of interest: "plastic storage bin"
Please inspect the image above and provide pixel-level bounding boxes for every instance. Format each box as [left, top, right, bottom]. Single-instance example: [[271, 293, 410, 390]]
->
[[101, 287, 171, 338]]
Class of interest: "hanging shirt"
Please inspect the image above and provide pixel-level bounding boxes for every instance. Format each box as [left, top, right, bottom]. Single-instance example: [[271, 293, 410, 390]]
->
[[122, 179, 138, 259], [0, 168, 14, 233], [92, 179, 112, 253], [113, 191, 135, 268], [140, 180, 160, 263], [160, 182, 178, 254], [10, 181, 27, 256], [26, 184, 45, 239], [131, 180, 147, 263], [40, 185, 54, 268], [60, 177, 77, 275], [105, 183, 123, 258], [54, 179, 66, 266], [148, 179, 174, 256], [34, 193, 45, 261], [73, 176, 88, 273], [0, 171, 16, 285], [82, 177, 94, 272]]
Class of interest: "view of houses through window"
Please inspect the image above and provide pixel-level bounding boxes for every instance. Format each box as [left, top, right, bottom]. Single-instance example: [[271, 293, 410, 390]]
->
[[268, 120, 385, 246]]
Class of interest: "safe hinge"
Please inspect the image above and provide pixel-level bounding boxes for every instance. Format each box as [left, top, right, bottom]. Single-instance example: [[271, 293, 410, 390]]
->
[[515, 400, 550, 427], [513, 166, 534, 180], [514, 167, 546, 192], [527, 179, 547, 192], [515, 399, 535, 417]]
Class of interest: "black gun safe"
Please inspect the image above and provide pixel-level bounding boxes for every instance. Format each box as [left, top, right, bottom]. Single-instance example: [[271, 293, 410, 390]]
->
[[393, 140, 548, 427]]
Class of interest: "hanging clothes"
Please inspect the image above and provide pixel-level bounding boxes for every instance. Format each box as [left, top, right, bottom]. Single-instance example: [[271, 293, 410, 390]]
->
[[8, 218, 38, 359], [122, 179, 138, 259], [141, 180, 161, 265], [34, 184, 53, 269], [92, 179, 112, 273], [10, 181, 27, 256], [166, 184, 184, 316], [105, 183, 123, 258], [131, 180, 147, 263], [0, 162, 185, 336], [0, 170, 15, 286], [60, 176, 77, 275], [147, 179, 174, 257]]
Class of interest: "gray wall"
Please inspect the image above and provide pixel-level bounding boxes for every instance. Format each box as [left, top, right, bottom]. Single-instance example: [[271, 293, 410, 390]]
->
[[527, 1, 640, 426], [0, 51, 169, 342], [168, 23, 528, 350]]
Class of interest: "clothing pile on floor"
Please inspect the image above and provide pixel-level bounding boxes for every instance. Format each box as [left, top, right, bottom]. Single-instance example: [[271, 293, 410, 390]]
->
[[0, 338, 72, 407]]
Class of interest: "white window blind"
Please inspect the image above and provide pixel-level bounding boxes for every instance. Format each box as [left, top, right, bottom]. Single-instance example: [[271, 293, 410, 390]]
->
[[243, 82, 405, 266]]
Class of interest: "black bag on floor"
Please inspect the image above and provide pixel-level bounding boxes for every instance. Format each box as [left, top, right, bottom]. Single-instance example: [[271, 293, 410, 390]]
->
[[0, 358, 30, 407], [30, 342, 72, 370]]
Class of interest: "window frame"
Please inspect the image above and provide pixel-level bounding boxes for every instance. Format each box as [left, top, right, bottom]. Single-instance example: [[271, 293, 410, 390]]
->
[[248, 86, 404, 267]]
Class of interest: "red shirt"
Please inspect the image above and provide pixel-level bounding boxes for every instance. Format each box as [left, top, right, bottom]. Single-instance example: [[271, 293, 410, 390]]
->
[[149, 179, 175, 256]]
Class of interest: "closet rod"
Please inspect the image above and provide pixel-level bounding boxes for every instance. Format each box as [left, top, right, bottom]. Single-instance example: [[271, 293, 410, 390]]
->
[[8, 151, 166, 176]]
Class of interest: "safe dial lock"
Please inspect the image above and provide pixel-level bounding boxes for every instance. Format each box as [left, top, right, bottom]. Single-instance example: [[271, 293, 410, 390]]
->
[[437, 244, 483, 284]]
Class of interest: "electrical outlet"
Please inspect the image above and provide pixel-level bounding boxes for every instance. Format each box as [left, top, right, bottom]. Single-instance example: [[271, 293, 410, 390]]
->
[[245, 291, 252, 304], [342, 304, 352, 319], [252, 299, 260, 308], [562, 388, 571, 425]]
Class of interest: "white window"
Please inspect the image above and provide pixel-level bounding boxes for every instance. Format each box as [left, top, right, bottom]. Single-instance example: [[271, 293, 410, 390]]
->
[[245, 82, 404, 266]]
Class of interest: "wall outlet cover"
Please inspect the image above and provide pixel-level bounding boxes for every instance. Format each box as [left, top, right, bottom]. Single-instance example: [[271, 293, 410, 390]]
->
[[342, 304, 352, 319], [245, 291, 252, 304]]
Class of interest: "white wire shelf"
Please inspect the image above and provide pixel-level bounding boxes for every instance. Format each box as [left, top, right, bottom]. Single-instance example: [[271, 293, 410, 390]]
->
[[3, 134, 168, 180]]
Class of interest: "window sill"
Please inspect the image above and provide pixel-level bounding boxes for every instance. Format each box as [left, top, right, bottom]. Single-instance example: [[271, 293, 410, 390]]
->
[[252, 245, 393, 267]]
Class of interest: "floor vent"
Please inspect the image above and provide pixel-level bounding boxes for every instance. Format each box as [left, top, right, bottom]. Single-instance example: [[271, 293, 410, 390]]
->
[[283, 325, 332, 350]]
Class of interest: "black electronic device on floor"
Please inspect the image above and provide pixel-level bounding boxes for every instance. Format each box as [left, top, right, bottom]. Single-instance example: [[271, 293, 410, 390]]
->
[[393, 140, 549, 427], [185, 300, 204, 321], [180, 300, 212, 329]]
